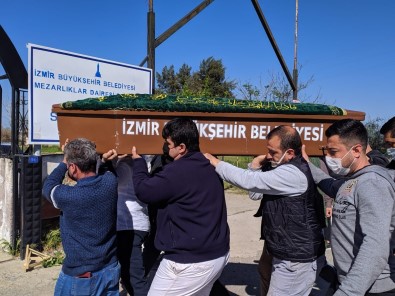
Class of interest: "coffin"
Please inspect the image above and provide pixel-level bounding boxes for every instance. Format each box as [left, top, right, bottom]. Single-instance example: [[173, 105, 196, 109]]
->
[[52, 94, 365, 156]]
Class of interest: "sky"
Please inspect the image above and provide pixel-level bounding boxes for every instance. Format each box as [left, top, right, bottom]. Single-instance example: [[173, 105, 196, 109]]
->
[[1, 0, 394, 126]]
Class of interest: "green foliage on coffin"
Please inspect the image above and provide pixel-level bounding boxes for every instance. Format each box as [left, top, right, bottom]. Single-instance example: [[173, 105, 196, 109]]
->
[[60, 93, 346, 116]]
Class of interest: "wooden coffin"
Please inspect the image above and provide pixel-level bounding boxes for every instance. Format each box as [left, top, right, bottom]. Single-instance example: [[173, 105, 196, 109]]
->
[[52, 100, 365, 156]]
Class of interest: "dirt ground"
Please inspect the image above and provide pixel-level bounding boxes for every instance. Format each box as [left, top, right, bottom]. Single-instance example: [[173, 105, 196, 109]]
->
[[0, 192, 333, 296]]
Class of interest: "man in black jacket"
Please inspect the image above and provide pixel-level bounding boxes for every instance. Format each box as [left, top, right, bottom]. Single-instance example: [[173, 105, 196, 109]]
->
[[132, 118, 230, 296], [205, 125, 326, 296]]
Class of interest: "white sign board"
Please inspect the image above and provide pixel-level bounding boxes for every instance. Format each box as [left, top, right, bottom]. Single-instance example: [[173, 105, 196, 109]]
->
[[27, 44, 152, 144]]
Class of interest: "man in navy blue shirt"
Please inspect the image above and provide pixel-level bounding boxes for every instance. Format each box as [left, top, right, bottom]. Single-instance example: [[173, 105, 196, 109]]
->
[[43, 138, 119, 296], [132, 118, 230, 296]]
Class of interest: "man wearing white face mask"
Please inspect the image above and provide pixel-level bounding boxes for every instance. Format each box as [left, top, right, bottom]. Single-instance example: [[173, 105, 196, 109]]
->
[[305, 119, 395, 296], [325, 145, 357, 175], [380, 116, 395, 170], [205, 125, 327, 296]]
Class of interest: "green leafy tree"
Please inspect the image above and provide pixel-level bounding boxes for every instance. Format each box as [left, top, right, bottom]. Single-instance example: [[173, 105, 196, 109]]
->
[[365, 117, 385, 151], [156, 57, 236, 97], [156, 65, 178, 94]]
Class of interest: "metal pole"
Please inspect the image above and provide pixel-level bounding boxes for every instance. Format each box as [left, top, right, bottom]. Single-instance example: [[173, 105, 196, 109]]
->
[[147, 0, 155, 93], [0, 85, 2, 143], [250, 0, 296, 92], [11, 87, 19, 251], [293, 0, 299, 102], [140, 0, 215, 72], [155, 0, 215, 48]]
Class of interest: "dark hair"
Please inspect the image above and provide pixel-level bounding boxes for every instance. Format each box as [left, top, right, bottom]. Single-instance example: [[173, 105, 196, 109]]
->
[[64, 138, 97, 173], [380, 116, 395, 137], [267, 125, 302, 155], [325, 119, 367, 150], [162, 118, 200, 152]]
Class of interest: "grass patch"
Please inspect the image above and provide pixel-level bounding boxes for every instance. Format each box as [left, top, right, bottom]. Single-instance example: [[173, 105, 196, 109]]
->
[[41, 145, 62, 154], [0, 238, 21, 257], [218, 156, 252, 194], [40, 218, 64, 268], [220, 155, 253, 169]]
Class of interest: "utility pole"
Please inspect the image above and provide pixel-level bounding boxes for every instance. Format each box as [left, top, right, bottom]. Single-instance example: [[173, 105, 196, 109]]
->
[[147, 0, 155, 93], [143, 0, 214, 94], [292, 0, 299, 102]]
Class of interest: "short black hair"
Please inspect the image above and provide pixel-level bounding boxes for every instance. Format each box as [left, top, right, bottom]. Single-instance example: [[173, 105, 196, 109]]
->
[[267, 125, 302, 156], [325, 119, 367, 150], [162, 117, 200, 152], [380, 116, 395, 137]]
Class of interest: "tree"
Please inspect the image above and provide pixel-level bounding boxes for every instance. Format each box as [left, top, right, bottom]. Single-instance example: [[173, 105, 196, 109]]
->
[[237, 66, 322, 103], [156, 57, 236, 97], [156, 65, 178, 94], [1, 127, 11, 142], [238, 83, 260, 101], [365, 117, 385, 151]]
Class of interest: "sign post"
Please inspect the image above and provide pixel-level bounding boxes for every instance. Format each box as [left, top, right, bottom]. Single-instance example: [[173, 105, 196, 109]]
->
[[28, 44, 152, 144]]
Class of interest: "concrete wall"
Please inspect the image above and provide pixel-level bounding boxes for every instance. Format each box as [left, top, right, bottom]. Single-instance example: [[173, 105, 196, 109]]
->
[[0, 158, 14, 243], [0, 154, 64, 242], [42, 154, 64, 179]]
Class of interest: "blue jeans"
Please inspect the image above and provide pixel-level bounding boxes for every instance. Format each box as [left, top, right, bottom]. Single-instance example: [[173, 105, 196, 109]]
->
[[54, 261, 120, 296], [117, 230, 149, 296]]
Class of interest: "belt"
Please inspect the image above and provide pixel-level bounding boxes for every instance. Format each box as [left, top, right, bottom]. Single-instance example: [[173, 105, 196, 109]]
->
[[76, 271, 92, 278]]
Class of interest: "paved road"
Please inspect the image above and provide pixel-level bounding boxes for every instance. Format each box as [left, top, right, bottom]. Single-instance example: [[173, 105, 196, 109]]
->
[[0, 191, 332, 296]]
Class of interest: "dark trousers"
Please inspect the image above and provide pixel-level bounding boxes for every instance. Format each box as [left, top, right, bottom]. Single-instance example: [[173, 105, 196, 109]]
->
[[143, 205, 161, 276], [117, 230, 149, 296], [258, 243, 273, 296]]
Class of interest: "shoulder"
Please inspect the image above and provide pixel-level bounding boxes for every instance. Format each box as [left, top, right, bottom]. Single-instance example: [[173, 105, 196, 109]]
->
[[357, 165, 393, 180], [282, 162, 308, 176], [367, 150, 389, 167], [100, 171, 117, 185], [353, 166, 395, 192], [270, 163, 308, 183], [177, 151, 209, 166]]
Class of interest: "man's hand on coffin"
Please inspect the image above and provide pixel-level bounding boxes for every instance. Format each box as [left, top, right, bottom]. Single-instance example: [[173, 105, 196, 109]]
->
[[61, 138, 69, 164], [131, 146, 142, 159], [102, 149, 118, 162]]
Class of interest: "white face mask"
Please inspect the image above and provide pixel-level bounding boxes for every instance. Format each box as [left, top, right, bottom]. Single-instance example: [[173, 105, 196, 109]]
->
[[270, 150, 288, 168], [387, 148, 395, 161], [325, 147, 355, 176]]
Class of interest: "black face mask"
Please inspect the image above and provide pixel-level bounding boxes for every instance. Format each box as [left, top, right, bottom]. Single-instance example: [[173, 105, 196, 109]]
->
[[161, 142, 174, 164], [162, 141, 170, 156], [261, 160, 273, 172]]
